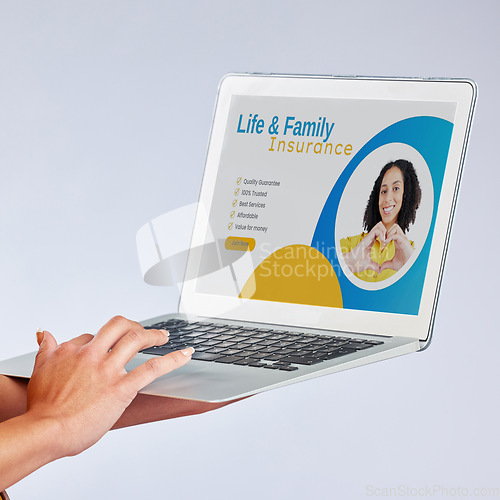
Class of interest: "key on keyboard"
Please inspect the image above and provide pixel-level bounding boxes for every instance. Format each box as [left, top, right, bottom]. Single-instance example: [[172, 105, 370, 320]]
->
[[141, 319, 384, 371]]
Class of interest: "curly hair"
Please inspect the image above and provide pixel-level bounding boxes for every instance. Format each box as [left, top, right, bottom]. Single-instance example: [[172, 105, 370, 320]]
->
[[363, 159, 422, 233]]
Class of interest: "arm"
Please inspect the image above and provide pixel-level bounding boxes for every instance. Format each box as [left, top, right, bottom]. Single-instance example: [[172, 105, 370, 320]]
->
[[0, 375, 233, 430], [0, 405, 63, 491], [0, 316, 202, 491], [0, 375, 28, 423], [0, 393, 232, 492], [113, 393, 233, 429]]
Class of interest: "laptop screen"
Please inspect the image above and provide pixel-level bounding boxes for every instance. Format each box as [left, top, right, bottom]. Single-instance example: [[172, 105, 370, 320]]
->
[[183, 75, 475, 341]]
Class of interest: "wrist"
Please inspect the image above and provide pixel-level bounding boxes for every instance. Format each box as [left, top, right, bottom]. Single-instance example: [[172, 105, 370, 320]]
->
[[21, 410, 68, 462], [0, 412, 66, 490]]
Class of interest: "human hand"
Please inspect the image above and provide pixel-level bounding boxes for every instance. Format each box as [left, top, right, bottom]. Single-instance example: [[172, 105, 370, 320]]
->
[[380, 224, 414, 272], [26, 316, 193, 459], [343, 221, 387, 274]]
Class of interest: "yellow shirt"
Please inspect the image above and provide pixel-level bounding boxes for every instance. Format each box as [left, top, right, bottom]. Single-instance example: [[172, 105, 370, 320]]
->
[[340, 232, 413, 282]]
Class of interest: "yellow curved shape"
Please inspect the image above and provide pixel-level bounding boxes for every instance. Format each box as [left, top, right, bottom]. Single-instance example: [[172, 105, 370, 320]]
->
[[239, 244, 343, 308]]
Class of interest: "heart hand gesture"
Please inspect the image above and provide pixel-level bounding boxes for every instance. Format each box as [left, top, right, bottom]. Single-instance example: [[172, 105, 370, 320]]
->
[[343, 222, 414, 277]]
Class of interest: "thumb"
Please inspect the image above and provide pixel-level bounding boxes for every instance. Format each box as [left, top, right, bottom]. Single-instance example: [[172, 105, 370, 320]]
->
[[34, 329, 58, 369]]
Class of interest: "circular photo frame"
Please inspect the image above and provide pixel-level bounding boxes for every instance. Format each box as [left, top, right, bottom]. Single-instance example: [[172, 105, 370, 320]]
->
[[335, 143, 434, 291]]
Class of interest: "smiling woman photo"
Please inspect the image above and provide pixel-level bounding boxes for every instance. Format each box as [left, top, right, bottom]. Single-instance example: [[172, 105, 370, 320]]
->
[[341, 159, 422, 282]]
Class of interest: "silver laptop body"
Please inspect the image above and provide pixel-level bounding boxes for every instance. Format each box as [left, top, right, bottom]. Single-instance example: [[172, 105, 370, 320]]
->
[[0, 74, 476, 402]]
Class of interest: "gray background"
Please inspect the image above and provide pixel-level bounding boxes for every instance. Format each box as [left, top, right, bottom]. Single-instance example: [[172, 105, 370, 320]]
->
[[1, 1, 498, 498]]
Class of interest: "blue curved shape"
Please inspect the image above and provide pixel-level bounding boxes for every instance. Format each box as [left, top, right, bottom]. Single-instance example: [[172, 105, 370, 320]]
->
[[311, 116, 453, 315]]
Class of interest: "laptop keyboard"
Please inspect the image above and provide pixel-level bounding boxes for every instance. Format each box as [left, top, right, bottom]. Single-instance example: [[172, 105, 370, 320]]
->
[[141, 319, 384, 371]]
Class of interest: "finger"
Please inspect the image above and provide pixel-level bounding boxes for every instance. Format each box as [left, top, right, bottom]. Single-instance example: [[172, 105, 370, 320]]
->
[[386, 224, 402, 237], [33, 330, 58, 370], [364, 261, 380, 272], [386, 229, 406, 246], [376, 233, 387, 250], [386, 236, 403, 249], [364, 235, 376, 249], [381, 258, 400, 273], [90, 316, 146, 351], [65, 333, 95, 348], [384, 233, 396, 244], [380, 260, 392, 272], [375, 221, 387, 238], [363, 229, 382, 250], [106, 328, 170, 367], [365, 226, 381, 244], [124, 348, 194, 392], [371, 223, 387, 244]]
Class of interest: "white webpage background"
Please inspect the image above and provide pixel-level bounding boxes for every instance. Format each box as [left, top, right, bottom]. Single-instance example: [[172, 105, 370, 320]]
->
[[196, 95, 456, 299]]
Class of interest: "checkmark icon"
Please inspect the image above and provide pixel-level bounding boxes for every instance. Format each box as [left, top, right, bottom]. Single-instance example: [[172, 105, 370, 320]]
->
[[232, 199, 238, 207], [230, 211, 235, 218], [234, 188, 240, 196], [228, 222, 233, 230], [236, 177, 242, 185]]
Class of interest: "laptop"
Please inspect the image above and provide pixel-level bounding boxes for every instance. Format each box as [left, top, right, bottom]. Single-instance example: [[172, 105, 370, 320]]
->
[[0, 74, 476, 402]]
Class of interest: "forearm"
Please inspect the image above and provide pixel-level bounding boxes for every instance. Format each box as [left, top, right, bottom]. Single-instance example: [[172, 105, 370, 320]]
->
[[0, 374, 231, 430], [0, 376, 28, 423], [0, 412, 62, 491], [112, 393, 233, 429]]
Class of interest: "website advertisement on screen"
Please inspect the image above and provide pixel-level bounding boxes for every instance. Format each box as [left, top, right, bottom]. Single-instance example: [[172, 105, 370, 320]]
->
[[192, 91, 457, 327]]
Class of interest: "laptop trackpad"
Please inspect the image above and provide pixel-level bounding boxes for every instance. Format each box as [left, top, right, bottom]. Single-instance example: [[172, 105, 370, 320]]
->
[[127, 353, 280, 402]]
